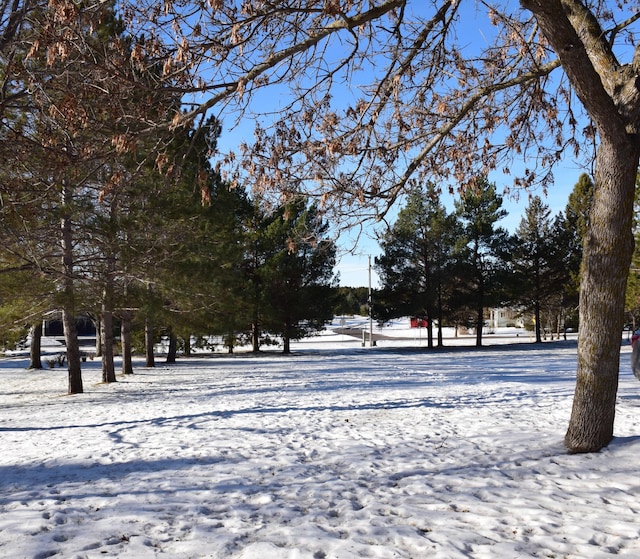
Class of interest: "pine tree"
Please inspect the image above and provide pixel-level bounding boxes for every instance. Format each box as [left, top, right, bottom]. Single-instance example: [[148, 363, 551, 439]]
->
[[375, 184, 457, 347], [564, 173, 594, 318], [453, 178, 509, 347], [511, 196, 559, 343], [625, 174, 640, 330], [258, 197, 337, 354]]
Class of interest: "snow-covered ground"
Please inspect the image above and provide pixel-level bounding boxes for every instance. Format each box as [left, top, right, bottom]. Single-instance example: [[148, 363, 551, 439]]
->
[[2, 319, 640, 558]]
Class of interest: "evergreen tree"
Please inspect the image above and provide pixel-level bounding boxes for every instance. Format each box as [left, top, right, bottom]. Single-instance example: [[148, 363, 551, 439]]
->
[[625, 174, 640, 330], [453, 178, 509, 347], [0, 1, 173, 391], [258, 197, 337, 354], [375, 184, 457, 347], [563, 173, 594, 325], [511, 196, 558, 343]]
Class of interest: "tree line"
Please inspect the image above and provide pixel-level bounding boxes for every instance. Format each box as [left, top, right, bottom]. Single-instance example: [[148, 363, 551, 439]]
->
[[0, 2, 337, 392], [373, 175, 594, 347], [0, 114, 338, 385]]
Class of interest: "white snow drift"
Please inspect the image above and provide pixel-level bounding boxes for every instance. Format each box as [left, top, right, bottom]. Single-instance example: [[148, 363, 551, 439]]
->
[[1, 322, 640, 558]]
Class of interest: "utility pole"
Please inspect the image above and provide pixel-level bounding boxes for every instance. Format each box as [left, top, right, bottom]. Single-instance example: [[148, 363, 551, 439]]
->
[[368, 255, 375, 347]]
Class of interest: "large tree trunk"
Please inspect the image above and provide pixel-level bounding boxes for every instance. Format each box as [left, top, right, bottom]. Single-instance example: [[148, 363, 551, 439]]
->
[[28, 322, 43, 369], [522, 0, 640, 453], [120, 310, 134, 375], [564, 137, 638, 452]]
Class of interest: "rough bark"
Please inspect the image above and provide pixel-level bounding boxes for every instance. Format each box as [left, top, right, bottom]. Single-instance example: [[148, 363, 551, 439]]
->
[[120, 310, 134, 375], [145, 316, 155, 367], [564, 137, 638, 452], [61, 182, 83, 395], [522, 0, 640, 452], [28, 322, 42, 369], [101, 268, 116, 383]]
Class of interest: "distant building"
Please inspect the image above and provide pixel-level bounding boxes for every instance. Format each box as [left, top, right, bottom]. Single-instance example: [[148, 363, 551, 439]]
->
[[486, 308, 524, 329]]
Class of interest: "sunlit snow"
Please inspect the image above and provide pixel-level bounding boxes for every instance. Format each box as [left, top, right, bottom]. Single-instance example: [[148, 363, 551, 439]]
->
[[2, 319, 640, 558]]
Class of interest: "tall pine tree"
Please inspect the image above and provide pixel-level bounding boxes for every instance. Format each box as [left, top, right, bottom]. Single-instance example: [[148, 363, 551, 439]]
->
[[375, 184, 457, 347], [453, 178, 509, 347]]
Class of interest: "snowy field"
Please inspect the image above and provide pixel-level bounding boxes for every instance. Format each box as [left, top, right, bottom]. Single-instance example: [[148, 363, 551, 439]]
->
[[2, 319, 640, 558]]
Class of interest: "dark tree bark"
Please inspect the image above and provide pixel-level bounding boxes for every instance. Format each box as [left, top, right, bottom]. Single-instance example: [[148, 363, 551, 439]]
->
[[251, 322, 260, 353], [100, 310, 116, 382], [61, 181, 83, 394], [28, 321, 42, 369], [120, 310, 134, 375], [101, 268, 116, 383], [564, 136, 638, 452], [100, 312, 116, 383], [282, 320, 291, 354], [145, 316, 155, 367], [166, 328, 177, 363]]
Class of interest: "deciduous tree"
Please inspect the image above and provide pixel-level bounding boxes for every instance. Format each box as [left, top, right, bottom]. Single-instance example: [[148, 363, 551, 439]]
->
[[9, 1, 640, 450]]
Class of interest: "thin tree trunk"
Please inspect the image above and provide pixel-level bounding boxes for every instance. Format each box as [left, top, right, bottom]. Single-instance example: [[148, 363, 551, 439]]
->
[[534, 301, 542, 343], [120, 310, 134, 375], [475, 304, 483, 347], [436, 284, 444, 348], [251, 321, 260, 352], [145, 316, 155, 367], [94, 317, 102, 357], [61, 181, 83, 394], [63, 307, 83, 394], [28, 322, 43, 370], [166, 328, 177, 363], [565, 137, 639, 452], [283, 321, 291, 354], [101, 267, 116, 383], [101, 310, 116, 382], [474, 246, 484, 348]]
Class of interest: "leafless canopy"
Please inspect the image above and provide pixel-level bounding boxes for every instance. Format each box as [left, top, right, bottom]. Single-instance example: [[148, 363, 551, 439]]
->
[[2, 1, 636, 226], [110, 1, 635, 226]]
